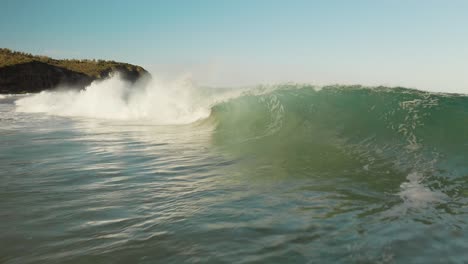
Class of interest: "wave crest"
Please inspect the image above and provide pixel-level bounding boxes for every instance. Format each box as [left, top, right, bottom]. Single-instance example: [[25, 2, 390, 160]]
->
[[15, 74, 239, 124]]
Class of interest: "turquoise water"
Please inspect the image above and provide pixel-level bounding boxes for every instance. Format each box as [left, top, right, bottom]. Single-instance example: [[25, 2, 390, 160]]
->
[[1, 85, 468, 263]]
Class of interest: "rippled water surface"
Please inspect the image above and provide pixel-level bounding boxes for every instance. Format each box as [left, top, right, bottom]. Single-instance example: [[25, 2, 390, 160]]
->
[[1, 89, 468, 263]]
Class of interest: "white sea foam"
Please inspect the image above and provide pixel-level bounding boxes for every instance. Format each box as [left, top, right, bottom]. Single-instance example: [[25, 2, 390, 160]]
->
[[382, 171, 447, 218], [399, 172, 447, 207], [15, 74, 241, 124]]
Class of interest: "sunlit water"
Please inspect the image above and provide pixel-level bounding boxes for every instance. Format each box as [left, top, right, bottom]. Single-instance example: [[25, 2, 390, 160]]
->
[[1, 88, 468, 263]]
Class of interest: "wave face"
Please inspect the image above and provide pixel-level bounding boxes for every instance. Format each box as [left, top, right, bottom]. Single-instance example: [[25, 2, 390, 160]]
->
[[210, 85, 468, 207]]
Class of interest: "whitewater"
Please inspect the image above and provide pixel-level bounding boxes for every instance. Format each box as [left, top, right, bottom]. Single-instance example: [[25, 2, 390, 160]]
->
[[2, 74, 468, 263]]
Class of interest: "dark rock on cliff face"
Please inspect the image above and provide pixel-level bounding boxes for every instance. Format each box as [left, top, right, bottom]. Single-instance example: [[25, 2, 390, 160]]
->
[[0, 61, 93, 94], [0, 48, 150, 94], [0, 61, 149, 94], [95, 64, 149, 86]]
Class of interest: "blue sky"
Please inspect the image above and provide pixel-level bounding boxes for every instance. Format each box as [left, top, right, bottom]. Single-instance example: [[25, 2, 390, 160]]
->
[[1, 0, 468, 92]]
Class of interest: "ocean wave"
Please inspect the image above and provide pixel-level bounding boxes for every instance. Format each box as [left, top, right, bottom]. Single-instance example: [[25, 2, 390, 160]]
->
[[14, 77, 468, 195], [209, 85, 468, 207]]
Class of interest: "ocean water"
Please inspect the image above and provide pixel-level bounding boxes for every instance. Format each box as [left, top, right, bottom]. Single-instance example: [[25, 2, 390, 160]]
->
[[1, 77, 468, 263]]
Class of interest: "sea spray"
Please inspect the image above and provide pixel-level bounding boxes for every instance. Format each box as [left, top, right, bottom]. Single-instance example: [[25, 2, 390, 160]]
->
[[15, 73, 243, 124]]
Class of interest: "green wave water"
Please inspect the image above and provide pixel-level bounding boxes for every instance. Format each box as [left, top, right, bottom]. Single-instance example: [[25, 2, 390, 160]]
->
[[1, 83, 468, 263], [212, 85, 468, 176]]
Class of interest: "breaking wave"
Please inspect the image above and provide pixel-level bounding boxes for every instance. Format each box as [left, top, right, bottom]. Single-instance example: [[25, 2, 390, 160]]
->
[[15, 74, 241, 124], [14, 76, 468, 208]]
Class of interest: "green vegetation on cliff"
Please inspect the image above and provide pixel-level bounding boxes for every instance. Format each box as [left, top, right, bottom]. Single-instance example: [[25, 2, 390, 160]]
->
[[0, 48, 149, 93], [0, 48, 147, 78]]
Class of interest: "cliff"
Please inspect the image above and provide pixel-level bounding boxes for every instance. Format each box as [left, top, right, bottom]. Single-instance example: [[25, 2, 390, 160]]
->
[[0, 48, 150, 94]]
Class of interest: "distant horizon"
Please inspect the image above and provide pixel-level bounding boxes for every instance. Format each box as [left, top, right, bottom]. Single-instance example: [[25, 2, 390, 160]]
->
[[2, 0, 468, 93]]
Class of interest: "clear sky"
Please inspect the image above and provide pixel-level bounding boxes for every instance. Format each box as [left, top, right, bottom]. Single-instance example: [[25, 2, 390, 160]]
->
[[1, 0, 468, 92]]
